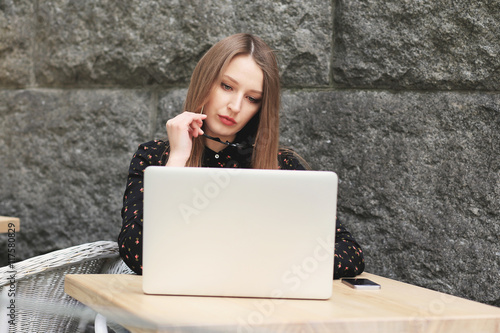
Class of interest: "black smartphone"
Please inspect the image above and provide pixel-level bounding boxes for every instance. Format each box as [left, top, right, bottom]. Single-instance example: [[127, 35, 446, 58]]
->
[[342, 278, 381, 290]]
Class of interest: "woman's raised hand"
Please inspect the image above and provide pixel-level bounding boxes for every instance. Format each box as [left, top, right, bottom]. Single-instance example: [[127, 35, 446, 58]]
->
[[165, 112, 207, 167]]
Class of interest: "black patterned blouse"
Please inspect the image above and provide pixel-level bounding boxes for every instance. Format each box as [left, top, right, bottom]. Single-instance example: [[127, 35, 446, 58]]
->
[[118, 139, 365, 278]]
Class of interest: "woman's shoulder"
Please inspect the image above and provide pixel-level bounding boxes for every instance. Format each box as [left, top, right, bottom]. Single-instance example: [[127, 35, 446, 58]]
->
[[278, 147, 310, 170], [131, 139, 169, 166], [137, 139, 168, 151]]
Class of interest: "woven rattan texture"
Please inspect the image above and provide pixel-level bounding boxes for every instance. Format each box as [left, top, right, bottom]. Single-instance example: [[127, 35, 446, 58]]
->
[[0, 241, 120, 332]]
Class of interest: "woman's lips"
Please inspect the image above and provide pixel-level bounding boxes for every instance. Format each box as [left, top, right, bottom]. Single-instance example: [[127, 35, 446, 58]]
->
[[218, 115, 236, 126]]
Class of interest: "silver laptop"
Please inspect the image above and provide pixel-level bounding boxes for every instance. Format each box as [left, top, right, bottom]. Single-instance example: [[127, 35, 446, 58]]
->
[[143, 166, 338, 299]]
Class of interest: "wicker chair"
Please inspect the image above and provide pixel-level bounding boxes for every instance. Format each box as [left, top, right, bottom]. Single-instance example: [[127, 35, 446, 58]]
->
[[0, 240, 124, 333]]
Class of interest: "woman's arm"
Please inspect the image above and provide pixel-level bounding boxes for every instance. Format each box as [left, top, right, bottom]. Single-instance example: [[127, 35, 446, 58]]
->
[[334, 220, 365, 278], [118, 140, 168, 274]]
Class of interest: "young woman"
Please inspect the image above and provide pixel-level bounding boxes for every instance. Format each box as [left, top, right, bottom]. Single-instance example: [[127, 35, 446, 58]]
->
[[118, 33, 364, 278]]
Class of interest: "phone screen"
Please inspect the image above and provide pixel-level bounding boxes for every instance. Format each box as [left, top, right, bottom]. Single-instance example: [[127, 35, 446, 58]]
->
[[342, 278, 381, 290]]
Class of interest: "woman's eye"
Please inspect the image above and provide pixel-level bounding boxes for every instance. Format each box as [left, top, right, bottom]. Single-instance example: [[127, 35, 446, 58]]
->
[[221, 83, 232, 91], [248, 96, 261, 104]]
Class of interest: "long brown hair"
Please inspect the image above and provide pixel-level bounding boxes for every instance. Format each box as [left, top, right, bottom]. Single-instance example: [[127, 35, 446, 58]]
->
[[183, 33, 281, 169]]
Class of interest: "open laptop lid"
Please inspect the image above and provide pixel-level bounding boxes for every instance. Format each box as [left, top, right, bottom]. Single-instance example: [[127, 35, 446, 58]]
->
[[143, 167, 338, 299]]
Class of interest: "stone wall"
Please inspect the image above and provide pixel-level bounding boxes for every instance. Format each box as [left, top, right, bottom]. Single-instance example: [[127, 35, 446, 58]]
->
[[1, 0, 499, 306]]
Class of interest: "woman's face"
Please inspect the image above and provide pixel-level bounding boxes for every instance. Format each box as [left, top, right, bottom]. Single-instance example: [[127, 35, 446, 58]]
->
[[203, 54, 264, 146]]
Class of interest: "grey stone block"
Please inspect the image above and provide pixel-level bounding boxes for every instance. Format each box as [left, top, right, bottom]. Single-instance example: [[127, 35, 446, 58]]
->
[[0, 0, 34, 87], [281, 89, 500, 304], [34, 0, 331, 88], [0, 89, 151, 262], [333, 0, 500, 90], [156, 89, 188, 140]]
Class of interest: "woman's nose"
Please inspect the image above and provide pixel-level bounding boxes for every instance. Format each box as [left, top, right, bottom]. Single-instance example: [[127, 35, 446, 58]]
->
[[228, 94, 244, 112]]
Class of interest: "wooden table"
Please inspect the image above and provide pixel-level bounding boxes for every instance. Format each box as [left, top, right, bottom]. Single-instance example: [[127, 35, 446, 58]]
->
[[64, 272, 500, 332], [0, 216, 20, 233]]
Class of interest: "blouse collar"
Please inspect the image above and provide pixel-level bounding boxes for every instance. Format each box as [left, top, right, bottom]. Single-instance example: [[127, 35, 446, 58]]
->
[[203, 144, 252, 168]]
